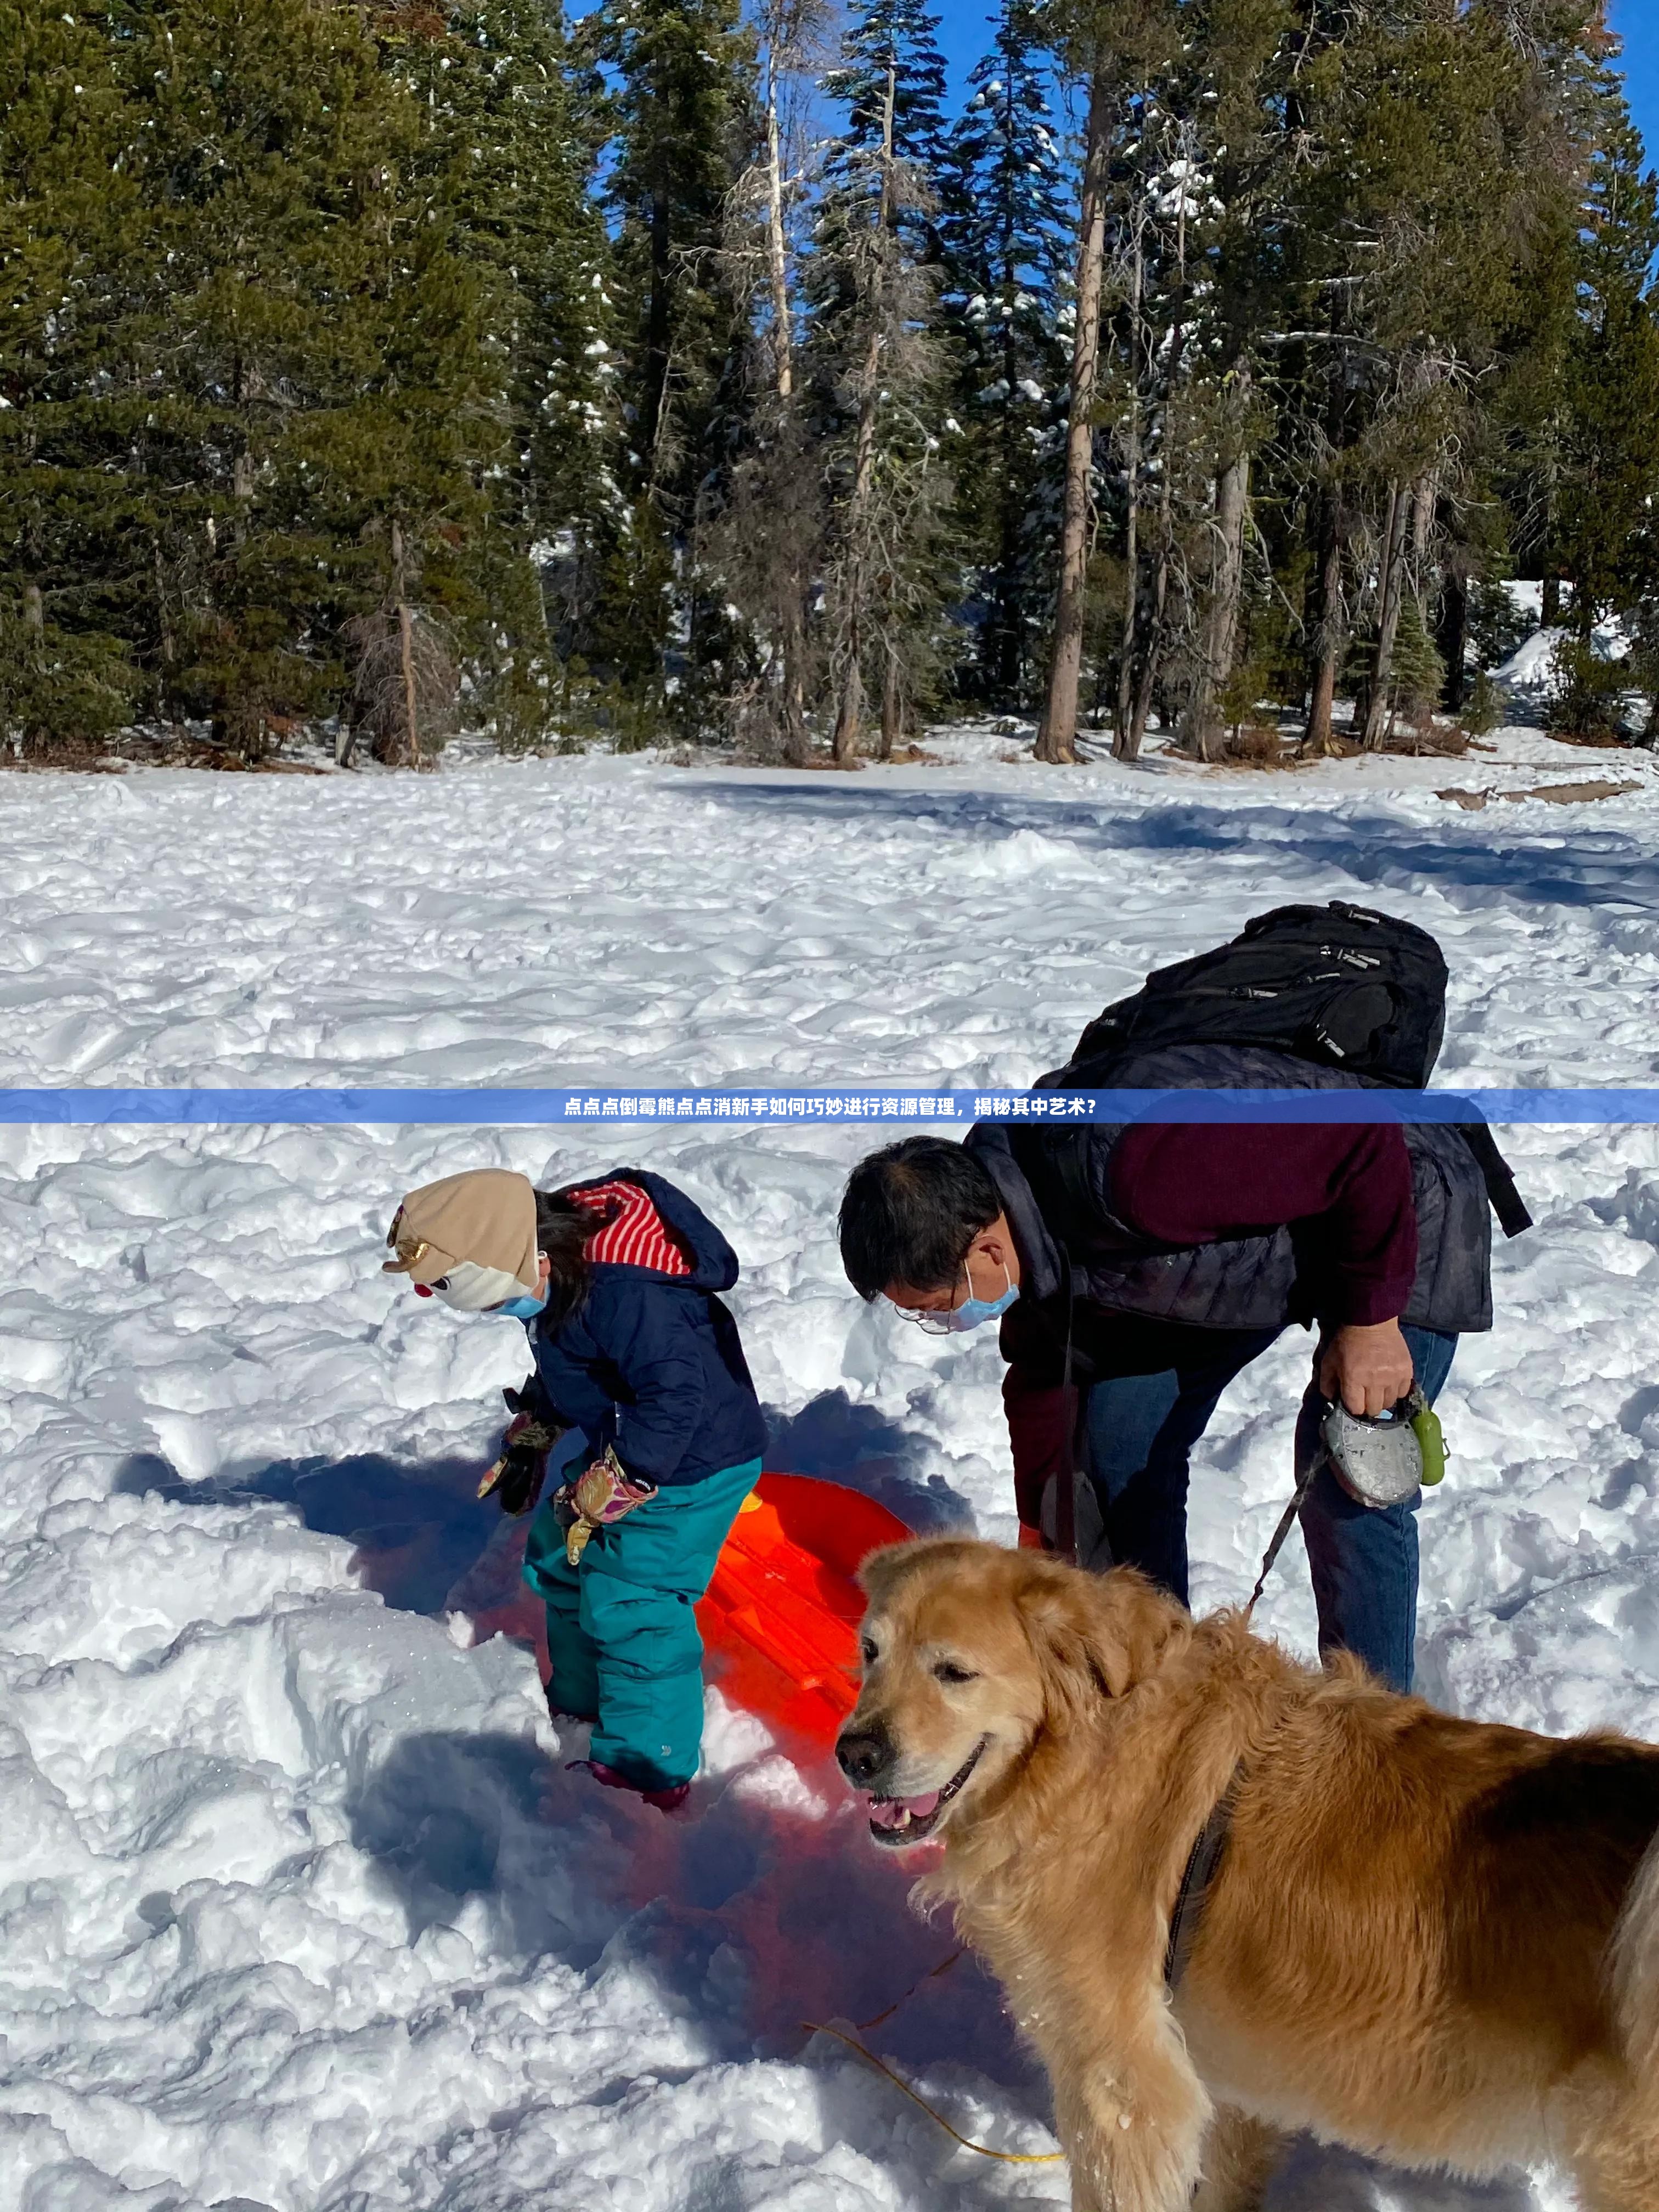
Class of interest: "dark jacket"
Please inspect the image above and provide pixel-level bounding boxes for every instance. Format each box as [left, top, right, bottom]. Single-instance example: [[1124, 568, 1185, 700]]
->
[[967, 1042, 1493, 1345], [967, 1043, 1495, 1532], [525, 1170, 766, 1487]]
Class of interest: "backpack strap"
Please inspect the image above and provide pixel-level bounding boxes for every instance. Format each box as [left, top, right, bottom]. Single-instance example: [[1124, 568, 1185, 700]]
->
[[1456, 1122, 1532, 1238], [1046, 1124, 1097, 1229]]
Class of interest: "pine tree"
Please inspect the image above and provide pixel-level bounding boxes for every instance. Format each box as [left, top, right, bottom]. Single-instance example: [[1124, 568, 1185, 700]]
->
[[1550, 53, 1659, 641], [1273, 0, 1551, 751], [115, 0, 514, 758], [821, 0, 949, 259], [695, 0, 831, 761], [937, 0, 1071, 708], [578, 0, 757, 713], [0, 0, 147, 752], [809, 0, 955, 759], [1034, 0, 1181, 764], [387, 0, 617, 746]]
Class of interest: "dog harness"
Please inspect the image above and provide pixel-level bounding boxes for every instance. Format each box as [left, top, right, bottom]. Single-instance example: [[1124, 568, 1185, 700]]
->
[[1164, 1766, 1243, 1991]]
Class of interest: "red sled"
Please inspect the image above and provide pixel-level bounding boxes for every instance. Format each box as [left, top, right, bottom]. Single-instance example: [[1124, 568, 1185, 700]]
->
[[695, 1472, 910, 1753]]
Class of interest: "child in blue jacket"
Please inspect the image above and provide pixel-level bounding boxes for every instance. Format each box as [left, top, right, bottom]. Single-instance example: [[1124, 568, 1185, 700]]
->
[[383, 1165, 766, 1809]]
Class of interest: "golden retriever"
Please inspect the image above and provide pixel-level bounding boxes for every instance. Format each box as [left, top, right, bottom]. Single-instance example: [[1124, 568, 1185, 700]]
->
[[834, 1537, 1659, 2210]]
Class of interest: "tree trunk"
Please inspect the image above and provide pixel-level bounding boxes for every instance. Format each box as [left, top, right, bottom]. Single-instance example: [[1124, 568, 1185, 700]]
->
[[152, 540, 178, 724], [152, 543, 174, 672], [1410, 473, 1435, 562], [232, 450, 253, 545], [1309, 493, 1345, 752], [1398, 468, 1440, 744], [23, 580, 44, 646], [1438, 568, 1467, 714], [833, 335, 881, 765], [1188, 430, 1251, 762], [1126, 550, 1170, 761], [1542, 574, 1561, 628], [1362, 482, 1410, 751], [760, 24, 811, 765], [764, 49, 793, 402], [780, 594, 809, 766], [832, 60, 896, 766], [1119, 169, 1188, 765], [641, 183, 674, 485], [1114, 221, 1146, 751], [831, 654, 864, 762], [878, 650, 900, 760], [391, 518, 420, 770], [1036, 69, 1111, 766]]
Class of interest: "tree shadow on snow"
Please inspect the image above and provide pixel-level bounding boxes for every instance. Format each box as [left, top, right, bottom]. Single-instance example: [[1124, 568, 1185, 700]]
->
[[695, 779, 1659, 920]]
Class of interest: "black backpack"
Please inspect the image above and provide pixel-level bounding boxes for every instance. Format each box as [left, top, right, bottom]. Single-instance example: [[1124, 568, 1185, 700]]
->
[[1067, 901, 1531, 1237]]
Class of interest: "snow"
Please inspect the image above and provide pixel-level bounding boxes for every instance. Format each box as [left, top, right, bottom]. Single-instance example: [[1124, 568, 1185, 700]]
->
[[5, 732, 1659, 2210], [1497, 618, 1630, 692]]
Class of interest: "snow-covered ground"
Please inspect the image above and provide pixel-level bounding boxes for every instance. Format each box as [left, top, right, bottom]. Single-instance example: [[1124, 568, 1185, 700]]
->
[[5, 731, 1659, 2211], [1496, 619, 1632, 695]]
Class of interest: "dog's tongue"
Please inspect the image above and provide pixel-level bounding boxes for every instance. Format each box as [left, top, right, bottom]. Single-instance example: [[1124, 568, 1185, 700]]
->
[[867, 1789, 943, 1830]]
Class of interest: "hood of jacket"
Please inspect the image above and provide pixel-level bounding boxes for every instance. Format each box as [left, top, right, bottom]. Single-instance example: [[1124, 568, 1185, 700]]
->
[[563, 1169, 741, 1294]]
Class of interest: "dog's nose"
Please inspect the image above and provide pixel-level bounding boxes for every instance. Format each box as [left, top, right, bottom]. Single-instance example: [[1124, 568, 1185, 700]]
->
[[836, 1723, 893, 1788]]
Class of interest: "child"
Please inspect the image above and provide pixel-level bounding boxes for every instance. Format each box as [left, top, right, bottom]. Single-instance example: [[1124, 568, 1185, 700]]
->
[[383, 1165, 766, 1810]]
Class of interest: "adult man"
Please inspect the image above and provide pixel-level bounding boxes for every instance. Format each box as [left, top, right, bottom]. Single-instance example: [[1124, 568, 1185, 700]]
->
[[838, 1051, 1495, 1693]]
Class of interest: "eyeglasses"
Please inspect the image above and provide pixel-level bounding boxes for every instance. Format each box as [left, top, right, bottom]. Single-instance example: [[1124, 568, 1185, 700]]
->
[[889, 1262, 968, 1335], [895, 1304, 957, 1335]]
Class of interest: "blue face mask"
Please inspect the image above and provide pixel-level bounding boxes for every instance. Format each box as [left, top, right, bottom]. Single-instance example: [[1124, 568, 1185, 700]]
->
[[494, 1285, 549, 1322], [943, 1264, 1018, 1334]]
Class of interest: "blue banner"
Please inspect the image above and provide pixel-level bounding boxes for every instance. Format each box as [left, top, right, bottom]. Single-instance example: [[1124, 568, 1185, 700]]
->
[[3, 1086, 1658, 1125]]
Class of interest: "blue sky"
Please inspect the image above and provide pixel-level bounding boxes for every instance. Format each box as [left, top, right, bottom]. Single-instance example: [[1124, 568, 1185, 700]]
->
[[1610, 1, 1657, 166]]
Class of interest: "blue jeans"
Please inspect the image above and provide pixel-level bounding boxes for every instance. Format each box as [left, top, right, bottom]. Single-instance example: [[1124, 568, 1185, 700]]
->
[[1082, 1325, 1457, 1693]]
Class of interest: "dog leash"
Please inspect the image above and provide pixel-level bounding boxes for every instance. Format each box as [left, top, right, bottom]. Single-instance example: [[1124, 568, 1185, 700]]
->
[[1243, 1462, 1319, 1618], [1056, 1247, 1079, 1562], [851, 1945, 965, 2031], [800, 2021, 1064, 2164], [800, 1945, 1063, 2164]]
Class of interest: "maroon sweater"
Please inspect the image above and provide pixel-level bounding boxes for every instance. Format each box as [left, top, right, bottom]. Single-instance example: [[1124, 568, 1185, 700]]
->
[[1002, 1121, 1417, 1530]]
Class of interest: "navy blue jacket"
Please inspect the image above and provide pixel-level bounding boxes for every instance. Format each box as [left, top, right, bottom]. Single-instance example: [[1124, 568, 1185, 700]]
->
[[524, 1170, 766, 1487]]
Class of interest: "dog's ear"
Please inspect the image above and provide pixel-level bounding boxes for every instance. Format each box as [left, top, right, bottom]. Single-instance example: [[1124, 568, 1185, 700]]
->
[[1018, 1562, 1181, 1711], [855, 1538, 923, 1606]]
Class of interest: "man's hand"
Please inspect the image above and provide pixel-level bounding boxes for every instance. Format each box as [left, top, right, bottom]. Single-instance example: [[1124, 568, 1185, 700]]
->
[[1319, 1318, 1414, 1418]]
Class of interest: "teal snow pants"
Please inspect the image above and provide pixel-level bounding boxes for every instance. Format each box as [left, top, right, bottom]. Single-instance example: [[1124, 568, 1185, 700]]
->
[[522, 1455, 763, 1791]]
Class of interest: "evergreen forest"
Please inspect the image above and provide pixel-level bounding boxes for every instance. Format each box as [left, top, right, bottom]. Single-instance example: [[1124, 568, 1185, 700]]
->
[[4, 0, 1657, 765]]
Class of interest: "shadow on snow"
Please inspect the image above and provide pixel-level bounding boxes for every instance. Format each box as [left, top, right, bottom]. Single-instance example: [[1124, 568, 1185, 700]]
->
[[693, 777, 1659, 919]]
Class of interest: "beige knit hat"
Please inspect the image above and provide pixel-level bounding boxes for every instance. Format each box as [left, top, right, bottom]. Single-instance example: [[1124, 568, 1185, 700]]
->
[[382, 1169, 540, 1312]]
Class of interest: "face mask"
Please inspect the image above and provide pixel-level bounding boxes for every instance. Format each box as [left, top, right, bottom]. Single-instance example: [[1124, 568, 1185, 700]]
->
[[943, 1263, 1018, 1334], [413, 1259, 547, 1316]]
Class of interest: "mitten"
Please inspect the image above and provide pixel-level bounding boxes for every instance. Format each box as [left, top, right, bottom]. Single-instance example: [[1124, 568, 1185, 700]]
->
[[553, 1447, 658, 1565], [478, 1381, 566, 1516]]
